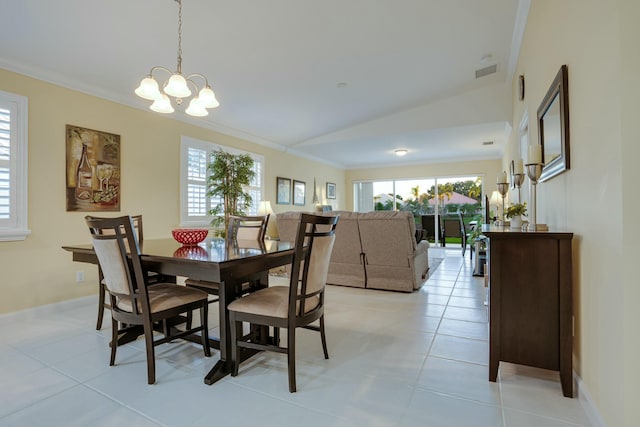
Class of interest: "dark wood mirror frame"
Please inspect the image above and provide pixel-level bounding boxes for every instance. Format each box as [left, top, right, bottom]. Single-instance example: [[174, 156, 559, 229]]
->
[[538, 64, 570, 182]]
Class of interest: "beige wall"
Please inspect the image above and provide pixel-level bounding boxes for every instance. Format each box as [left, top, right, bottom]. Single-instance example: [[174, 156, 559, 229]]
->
[[507, 1, 638, 425], [345, 159, 502, 211], [0, 68, 345, 314]]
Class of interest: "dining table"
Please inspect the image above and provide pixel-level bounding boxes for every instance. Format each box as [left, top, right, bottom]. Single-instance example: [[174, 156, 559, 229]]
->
[[62, 236, 295, 385]]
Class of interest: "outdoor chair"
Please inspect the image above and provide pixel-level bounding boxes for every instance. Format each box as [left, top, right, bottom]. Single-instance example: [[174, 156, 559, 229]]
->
[[421, 214, 444, 246]]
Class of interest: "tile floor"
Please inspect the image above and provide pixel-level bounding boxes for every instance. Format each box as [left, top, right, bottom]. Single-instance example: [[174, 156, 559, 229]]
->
[[0, 248, 594, 427]]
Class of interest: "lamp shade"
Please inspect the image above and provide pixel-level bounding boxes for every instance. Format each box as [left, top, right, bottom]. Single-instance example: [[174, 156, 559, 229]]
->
[[185, 98, 208, 117], [135, 77, 162, 100], [257, 201, 274, 215], [198, 86, 220, 108], [258, 201, 278, 239], [150, 94, 175, 113], [164, 74, 192, 98]]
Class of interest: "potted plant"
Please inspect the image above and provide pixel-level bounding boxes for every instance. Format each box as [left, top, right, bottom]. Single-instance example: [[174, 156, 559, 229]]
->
[[505, 202, 527, 229], [207, 150, 255, 235]]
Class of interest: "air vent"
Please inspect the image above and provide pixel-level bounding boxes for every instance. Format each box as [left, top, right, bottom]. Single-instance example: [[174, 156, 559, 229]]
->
[[475, 64, 498, 79], [482, 141, 494, 146]]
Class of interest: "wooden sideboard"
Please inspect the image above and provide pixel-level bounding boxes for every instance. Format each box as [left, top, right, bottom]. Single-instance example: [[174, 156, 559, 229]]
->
[[482, 225, 573, 397]]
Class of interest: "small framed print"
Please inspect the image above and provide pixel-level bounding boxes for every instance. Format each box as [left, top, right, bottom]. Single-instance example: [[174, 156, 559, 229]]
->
[[293, 180, 306, 206], [326, 182, 336, 199], [276, 177, 291, 205]]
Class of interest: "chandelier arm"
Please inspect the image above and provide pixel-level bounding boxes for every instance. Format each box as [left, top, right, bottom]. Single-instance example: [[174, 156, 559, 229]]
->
[[185, 78, 200, 95], [148, 66, 174, 77], [185, 73, 210, 88]]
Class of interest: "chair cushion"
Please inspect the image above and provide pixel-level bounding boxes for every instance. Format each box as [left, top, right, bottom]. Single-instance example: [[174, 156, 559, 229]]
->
[[116, 283, 208, 314], [228, 286, 319, 319]]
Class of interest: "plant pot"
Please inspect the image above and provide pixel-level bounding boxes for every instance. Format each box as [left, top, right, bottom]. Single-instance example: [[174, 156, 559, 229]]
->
[[510, 215, 522, 229]]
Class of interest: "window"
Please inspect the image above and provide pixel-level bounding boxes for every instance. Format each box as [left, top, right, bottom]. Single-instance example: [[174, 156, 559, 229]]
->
[[0, 90, 29, 241], [180, 136, 264, 227]]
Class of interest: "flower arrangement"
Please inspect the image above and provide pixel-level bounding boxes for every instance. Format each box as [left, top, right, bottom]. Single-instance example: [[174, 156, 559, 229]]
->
[[505, 202, 527, 219]]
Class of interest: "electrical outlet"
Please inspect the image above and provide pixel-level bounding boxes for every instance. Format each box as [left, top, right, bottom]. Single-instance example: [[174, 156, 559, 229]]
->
[[76, 270, 85, 283]]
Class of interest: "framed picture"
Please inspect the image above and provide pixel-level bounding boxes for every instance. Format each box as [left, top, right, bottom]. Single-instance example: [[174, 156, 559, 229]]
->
[[293, 180, 306, 206], [65, 124, 120, 212], [276, 177, 291, 204], [326, 182, 336, 199]]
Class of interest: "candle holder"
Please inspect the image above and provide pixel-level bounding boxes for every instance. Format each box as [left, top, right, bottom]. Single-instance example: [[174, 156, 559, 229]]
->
[[512, 173, 525, 203], [496, 182, 509, 225], [525, 163, 548, 231]]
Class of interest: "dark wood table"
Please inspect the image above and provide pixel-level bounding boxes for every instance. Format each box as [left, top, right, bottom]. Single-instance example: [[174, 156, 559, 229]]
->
[[62, 237, 294, 385]]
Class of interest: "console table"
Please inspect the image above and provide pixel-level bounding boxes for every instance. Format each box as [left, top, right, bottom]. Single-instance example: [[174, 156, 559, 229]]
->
[[482, 225, 573, 397]]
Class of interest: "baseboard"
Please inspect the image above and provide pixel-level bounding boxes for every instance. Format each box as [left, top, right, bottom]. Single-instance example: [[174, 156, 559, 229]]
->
[[575, 371, 608, 427], [0, 295, 94, 321]]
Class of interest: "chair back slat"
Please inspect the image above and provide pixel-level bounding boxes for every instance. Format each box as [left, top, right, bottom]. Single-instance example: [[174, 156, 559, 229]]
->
[[228, 214, 269, 241], [289, 214, 338, 317]]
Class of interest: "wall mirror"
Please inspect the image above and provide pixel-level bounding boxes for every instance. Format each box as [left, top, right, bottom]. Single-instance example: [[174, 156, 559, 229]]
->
[[538, 64, 570, 182]]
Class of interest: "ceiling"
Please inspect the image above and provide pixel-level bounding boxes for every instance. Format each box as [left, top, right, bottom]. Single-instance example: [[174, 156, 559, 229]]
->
[[0, 0, 528, 169]]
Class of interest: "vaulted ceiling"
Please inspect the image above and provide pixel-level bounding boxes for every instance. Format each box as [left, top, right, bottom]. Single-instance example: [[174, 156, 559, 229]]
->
[[0, 0, 528, 168]]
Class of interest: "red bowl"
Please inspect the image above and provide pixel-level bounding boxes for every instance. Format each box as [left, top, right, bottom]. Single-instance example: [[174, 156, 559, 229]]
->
[[171, 228, 208, 245]]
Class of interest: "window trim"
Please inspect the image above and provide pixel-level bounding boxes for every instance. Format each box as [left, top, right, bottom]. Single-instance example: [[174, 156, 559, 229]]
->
[[180, 136, 264, 228], [0, 90, 30, 242]]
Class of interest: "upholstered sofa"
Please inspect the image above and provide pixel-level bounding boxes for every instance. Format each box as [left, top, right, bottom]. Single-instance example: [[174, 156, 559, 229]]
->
[[276, 210, 429, 292]]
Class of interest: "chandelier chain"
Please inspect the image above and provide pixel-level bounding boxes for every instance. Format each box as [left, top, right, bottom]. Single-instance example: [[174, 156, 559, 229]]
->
[[135, 0, 219, 116], [176, 0, 183, 74]]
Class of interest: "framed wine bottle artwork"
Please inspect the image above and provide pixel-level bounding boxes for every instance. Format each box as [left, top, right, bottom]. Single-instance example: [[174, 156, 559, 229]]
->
[[65, 125, 121, 212]]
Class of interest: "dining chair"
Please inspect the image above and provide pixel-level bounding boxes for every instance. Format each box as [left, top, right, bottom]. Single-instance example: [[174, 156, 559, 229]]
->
[[95, 215, 169, 330], [86, 215, 210, 384], [228, 213, 339, 392], [227, 214, 270, 240], [185, 214, 270, 298]]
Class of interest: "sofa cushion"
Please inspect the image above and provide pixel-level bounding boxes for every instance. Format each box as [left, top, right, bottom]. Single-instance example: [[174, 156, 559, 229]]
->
[[357, 211, 428, 292], [321, 211, 366, 288]]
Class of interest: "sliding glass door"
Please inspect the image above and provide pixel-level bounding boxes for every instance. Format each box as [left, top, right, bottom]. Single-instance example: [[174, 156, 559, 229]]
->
[[354, 176, 483, 246]]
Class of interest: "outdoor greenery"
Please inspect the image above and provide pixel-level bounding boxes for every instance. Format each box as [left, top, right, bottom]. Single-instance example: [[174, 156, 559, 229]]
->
[[372, 178, 484, 246], [374, 178, 483, 217], [207, 150, 255, 232]]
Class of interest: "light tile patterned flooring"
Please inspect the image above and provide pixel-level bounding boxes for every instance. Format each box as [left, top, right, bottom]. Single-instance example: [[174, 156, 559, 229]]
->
[[0, 248, 594, 426]]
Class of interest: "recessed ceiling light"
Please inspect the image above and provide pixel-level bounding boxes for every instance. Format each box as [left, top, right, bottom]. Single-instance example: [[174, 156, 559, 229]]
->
[[394, 149, 408, 156]]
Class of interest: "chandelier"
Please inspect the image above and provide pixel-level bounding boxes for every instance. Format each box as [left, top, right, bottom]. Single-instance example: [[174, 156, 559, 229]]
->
[[135, 0, 219, 117]]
